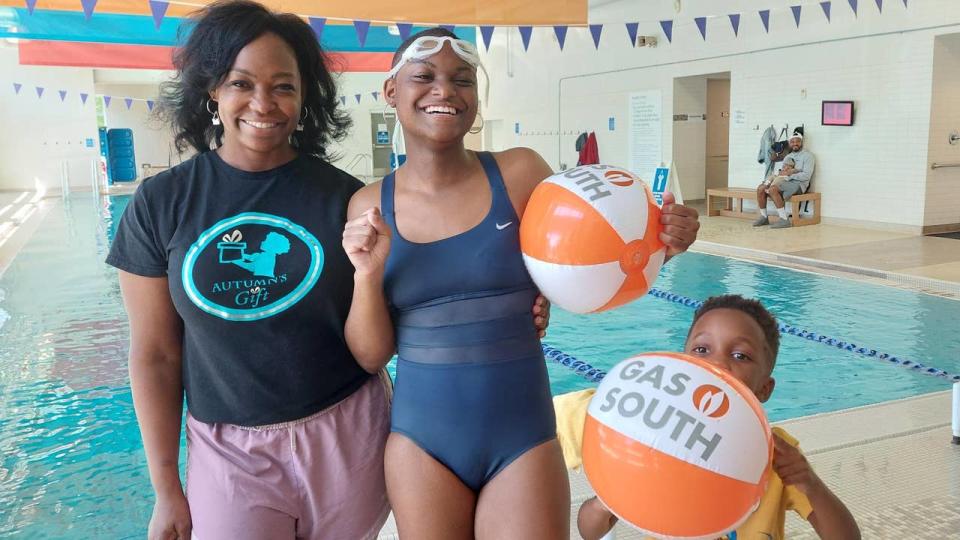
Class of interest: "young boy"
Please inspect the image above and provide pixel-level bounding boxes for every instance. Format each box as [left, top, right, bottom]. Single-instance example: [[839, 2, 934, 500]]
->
[[555, 295, 861, 540]]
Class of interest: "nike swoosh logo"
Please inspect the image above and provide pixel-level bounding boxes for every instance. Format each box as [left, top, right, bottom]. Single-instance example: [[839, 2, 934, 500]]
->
[[496, 221, 513, 230]]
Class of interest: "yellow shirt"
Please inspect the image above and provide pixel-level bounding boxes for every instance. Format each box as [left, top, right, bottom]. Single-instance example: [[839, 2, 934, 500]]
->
[[553, 389, 814, 540]]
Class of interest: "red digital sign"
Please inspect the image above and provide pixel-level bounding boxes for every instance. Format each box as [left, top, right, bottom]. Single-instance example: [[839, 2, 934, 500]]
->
[[822, 101, 854, 126]]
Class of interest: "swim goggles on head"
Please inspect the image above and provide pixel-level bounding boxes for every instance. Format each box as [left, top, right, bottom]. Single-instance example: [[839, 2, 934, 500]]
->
[[386, 36, 489, 100]]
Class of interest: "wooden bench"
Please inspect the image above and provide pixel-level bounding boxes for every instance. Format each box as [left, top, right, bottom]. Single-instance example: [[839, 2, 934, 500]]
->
[[707, 187, 821, 227]]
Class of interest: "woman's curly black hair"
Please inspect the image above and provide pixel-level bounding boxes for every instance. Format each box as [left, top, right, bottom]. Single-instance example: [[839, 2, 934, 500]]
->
[[157, 0, 351, 159]]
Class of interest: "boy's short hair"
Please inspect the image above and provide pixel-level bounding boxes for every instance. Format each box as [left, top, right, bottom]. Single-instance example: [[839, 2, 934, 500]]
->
[[687, 295, 780, 372]]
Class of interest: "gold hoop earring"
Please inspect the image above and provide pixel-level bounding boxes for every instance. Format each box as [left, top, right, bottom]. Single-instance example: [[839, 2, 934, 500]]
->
[[469, 111, 484, 134]]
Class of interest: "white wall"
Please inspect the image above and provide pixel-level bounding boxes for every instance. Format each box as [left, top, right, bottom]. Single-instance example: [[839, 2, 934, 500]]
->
[[95, 83, 180, 176], [924, 33, 960, 228], [329, 72, 393, 179], [480, 0, 960, 229], [0, 45, 99, 192]]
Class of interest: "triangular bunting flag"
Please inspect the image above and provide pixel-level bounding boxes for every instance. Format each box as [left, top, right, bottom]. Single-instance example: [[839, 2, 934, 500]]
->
[[791, 5, 802, 27], [440, 25, 455, 33], [553, 26, 568, 50], [13, 83, 22, 94], [104, 96, 111, 108], [589, 24, 603, 50], [59, 90, 67, 101], [660, 20, 673, 43], [80, 92, 89, 104], [35, 87, 44, 98], [353, 20, 371, 47], [875, 0, 883, 12], [729, 14, 740, 36], [309, 17, 326, 41], [848, 0, 858, 16], [371, 91, 379, 101], [146, 100, 155, 111], [759, 10, 771, 33], [25, 0, 37, 15], [695, 17, 707, 40], [902, 0, 907, 6], [125, 98, 133, 110], [518, 26, 533, 51], [479, 26, 495, 51], [149, 0, 168, 29], [81, 0, 97, 20], [821, 1, 832, 21], [339, 96, 346, 106], [625, 22, 639, 47], [354, 94, 361, 104], [396, 23, 413, 41]]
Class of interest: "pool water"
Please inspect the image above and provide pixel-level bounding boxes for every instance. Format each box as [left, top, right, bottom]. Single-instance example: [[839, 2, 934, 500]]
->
[[1, 195, 958, 538]]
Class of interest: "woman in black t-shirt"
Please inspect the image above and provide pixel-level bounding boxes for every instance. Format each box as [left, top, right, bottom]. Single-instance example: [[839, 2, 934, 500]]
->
[[107, 2, 391, 538]]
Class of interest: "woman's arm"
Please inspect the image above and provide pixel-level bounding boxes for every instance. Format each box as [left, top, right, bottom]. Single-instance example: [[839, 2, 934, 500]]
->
[[343, 186, 396, 373], [118, 271, 192, 540]]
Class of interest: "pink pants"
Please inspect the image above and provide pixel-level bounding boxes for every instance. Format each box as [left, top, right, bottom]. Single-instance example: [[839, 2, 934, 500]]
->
[[186, 372, 392, 540]]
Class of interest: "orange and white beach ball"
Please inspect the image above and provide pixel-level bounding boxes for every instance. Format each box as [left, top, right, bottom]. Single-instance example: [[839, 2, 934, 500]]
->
[[520, 165, 665, 314], [582, 353, 773, 540]]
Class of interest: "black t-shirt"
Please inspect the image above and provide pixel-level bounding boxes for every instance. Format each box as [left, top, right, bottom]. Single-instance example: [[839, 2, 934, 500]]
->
[[106, 151, 368, 426]]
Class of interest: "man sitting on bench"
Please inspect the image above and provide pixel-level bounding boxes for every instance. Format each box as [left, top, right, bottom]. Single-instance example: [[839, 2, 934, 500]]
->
[[754, 132, 815, 229]]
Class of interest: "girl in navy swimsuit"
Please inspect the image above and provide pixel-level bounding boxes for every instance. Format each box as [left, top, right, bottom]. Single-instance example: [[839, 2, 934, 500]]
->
[[341, 28, 700, 539]]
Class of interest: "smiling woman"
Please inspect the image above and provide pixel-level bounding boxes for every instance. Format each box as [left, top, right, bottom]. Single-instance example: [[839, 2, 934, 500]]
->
[[105, 2, 395, 540]]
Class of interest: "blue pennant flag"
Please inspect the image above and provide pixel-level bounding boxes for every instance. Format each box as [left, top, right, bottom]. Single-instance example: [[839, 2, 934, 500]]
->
[[149, 0, 168, 29], [25, 0, 36, 15], [81, 0, 96, 20], [80, 92, 89, 104], [695, 17, 707, 40], [353, 20, 371, 47], [104, 96, 112, 108], [59, 90, 67, 102], [371, 91, 379, 101], [589, 24, 603, 49], [396, 23, 412, 41], [791, 5, 802, 27], [875, 0, 883, 12], [309, 18, 326, 41], [729, 14, 740, 36], [660, 20, 673, 43], [340, 96, 346, 106], [146, 100, 155, 111], [125, 98, 133, 110], [354, 94, 361, 104], [759, 10, 771, 33], [625, 22, 639, 46], [518, 26, 533, 51], [553, 26, 568, 50], [35, 86, 44, 98], [13, 83, 22, 94], [821, 1, 832, 21], [848, 0, 858, 16], [902, 0, 907, 6], [479, 26, 495, 51]]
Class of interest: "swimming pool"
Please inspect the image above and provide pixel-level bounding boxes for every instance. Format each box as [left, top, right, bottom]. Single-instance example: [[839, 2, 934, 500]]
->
[[1, 195, 958, 538]]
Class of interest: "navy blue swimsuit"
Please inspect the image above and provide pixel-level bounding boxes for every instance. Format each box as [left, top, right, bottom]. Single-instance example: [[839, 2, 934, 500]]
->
[[382, 151, 556, 492]]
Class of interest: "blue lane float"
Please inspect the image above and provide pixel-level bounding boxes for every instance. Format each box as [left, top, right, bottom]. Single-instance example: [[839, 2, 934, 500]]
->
[[542, 344, 606, 383], [646, 288, 960, 383]]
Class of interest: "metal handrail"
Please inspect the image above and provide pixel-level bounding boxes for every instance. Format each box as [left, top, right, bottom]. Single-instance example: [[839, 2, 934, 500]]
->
[[931, 162, 960, 170]]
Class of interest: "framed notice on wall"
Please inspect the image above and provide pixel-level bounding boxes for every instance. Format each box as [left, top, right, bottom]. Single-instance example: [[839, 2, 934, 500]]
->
[[628, 90, 663, 182], [822, 100, 854, 126]]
